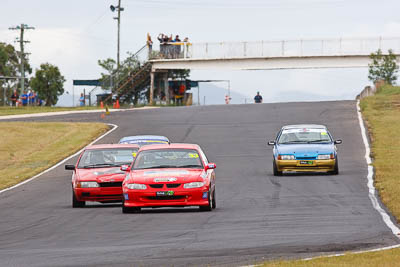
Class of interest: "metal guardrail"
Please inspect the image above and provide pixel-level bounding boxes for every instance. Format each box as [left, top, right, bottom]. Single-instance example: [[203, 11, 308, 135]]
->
[[150, 37, 400, 61]]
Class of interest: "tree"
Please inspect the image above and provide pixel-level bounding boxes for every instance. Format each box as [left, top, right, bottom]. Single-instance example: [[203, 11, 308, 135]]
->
[[30, 63, 66, 106], [368, 49, 399, 85]]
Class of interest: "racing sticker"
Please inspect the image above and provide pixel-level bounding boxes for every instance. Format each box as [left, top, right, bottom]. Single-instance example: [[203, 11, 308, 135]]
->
[[93, 168, 125, 176], [144, 170, 189, 177], [154, 177, 177, 182], [283, 128, 327, 134], [188, 153, 199, 158]]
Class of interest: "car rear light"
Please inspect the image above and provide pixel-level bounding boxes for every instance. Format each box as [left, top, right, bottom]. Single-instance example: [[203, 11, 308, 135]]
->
[[330, 153, 335, 159], [277, 155, 282, 160]]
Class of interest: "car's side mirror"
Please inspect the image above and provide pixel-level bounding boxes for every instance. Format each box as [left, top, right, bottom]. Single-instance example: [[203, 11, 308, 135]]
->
[[65, 165, 75, 170], [268, 140, 276, 146], [334, 140, 342, 145], [205, 163, 216, 170], [120, 165, 131, 172]]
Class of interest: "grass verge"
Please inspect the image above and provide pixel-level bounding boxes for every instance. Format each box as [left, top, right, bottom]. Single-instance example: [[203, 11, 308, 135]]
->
[[0, 122, 109, 190], [260, 248, 400, 266], [260, 84, 400, 266], [0, 106, 101, 116]]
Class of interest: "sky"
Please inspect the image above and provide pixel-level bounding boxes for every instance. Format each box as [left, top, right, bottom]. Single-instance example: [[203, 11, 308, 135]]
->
[[2, 0, 400, 105]]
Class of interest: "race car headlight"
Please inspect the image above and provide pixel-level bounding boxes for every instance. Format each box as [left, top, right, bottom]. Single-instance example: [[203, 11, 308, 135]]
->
[[78, 181, 99, 188], [317, 154, 333, 160], [126, 183, 147, 190], [280, 155, 295, 160], [184, 182, 205, 189]]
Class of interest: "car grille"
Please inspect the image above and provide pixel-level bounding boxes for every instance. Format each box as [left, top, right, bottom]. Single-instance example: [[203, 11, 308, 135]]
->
[[147, 196, 186, 200], [296, 157, 316, 160], [98, 182, 123, 187], [149, 184, 164, 188], [166, 183, 181, 188]]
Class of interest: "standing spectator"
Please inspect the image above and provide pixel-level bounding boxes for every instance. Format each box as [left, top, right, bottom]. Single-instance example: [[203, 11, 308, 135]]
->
[[183, 37, 189, 42], [79, 93, 85, 106], [11, 89, 19, 107], [147, 33, 153, 59], [28, 90, 35, 106], [174, 35, 181, 42], [254, 91, 263, 103], [21, 91, 29, 106]]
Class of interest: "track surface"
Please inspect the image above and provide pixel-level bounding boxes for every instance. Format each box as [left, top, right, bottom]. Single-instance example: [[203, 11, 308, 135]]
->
[[1, 101, 399, 267]]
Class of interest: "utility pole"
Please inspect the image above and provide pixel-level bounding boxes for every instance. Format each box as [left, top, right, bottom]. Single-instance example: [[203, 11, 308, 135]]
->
[[9, 24, 35, 94], [110, 1, 124, 92]]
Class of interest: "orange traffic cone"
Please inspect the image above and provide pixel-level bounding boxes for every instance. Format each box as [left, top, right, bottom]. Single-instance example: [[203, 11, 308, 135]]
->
[[116, 100, 120, 109], [100, 101, 104, 109]]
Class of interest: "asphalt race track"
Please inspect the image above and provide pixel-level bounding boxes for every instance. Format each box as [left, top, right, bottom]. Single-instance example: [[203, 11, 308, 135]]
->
[[1, 101, 399, 267]]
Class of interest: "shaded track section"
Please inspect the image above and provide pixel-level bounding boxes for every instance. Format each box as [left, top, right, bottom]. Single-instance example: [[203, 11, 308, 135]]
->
[[0, 101, 398, 266]]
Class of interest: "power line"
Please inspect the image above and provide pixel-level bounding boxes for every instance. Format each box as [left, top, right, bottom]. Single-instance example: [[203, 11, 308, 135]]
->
[[9, 23, 35, 94]]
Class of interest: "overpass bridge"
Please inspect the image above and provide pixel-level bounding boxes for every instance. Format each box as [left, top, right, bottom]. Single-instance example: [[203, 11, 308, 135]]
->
[[149, 37, 400, 70], [112, 37, 400, 104]]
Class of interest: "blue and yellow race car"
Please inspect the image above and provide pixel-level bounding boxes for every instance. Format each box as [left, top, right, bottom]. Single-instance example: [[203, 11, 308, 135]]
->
[[268, 125, 342, 176], [118, 135, 170, 147]]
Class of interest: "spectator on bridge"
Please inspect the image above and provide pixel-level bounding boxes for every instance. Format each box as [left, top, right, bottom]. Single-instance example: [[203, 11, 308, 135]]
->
[[254, 92, 263, 103], [183, 37, 189, 42], [174, 35, 181, 42], [147, 33, 153, 58], [11, 89, 19, 107]]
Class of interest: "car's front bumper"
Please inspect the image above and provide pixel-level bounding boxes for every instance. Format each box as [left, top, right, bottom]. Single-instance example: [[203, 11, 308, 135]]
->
[[276, 159, 336, 172], [74, 187, 123, 202], [123, 188, 209, 207]]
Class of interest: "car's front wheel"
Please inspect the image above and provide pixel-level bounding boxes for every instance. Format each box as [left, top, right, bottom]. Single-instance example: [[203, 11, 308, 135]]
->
[[211, 188, 216, 209], [199, 189, 212, 212], [329, 158, 339, 175], [72, 190, 85, 208], [122, 200, 141, 213], [273, 159, 282, 176]]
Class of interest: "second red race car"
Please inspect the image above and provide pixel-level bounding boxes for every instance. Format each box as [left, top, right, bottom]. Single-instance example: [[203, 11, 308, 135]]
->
[[121, 143, 217, 213], [65, 144, 139, 207]]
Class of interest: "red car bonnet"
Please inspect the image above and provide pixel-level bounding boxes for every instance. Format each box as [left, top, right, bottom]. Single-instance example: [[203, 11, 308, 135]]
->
[[128, 168, 205, 183], [77, 167, 127, 182]]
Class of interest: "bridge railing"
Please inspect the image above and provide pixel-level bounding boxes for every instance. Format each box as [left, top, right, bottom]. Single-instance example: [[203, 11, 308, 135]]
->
[[150, 37, 400, 61]]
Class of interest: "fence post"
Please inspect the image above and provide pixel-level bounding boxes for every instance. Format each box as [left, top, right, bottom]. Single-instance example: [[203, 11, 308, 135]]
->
[[261, 40, 264, 57], [300, 39, 303, 56]]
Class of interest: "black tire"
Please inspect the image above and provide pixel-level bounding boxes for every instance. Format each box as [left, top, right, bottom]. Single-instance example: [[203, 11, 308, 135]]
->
[[211, 188, 216, 209], [273, 159, 282, 176], [72, 190, 85, 208], [122, 200, 141, 213], [199, 189, 212, 212], [329, 158, 339, 175]]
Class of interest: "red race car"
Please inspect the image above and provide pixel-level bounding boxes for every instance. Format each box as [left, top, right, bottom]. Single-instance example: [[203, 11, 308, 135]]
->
[[121, 143, 216, 213], [65, 144, 139, 207]]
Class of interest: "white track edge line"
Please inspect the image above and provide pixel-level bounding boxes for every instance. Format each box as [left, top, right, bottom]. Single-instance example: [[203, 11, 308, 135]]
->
[[357, 100, 400, 237], [0, 123, 118, 195]]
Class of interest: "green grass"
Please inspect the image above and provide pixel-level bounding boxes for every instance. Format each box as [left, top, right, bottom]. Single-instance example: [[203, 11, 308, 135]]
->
[[0, 122, 109, 190], [260, 84, 400, 266], [260, 248, 400, 266], [360, 85, 400, 222], [0, 106, 101, 116]]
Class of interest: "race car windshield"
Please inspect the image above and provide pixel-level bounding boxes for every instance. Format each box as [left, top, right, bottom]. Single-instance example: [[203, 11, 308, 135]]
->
[[133, 149, 203, 170], [78, 148, 139, 168], [278, 128, 332, 144]]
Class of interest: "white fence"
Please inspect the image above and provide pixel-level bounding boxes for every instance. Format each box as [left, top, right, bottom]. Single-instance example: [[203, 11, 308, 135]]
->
[[153, 37, 400, 60]]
